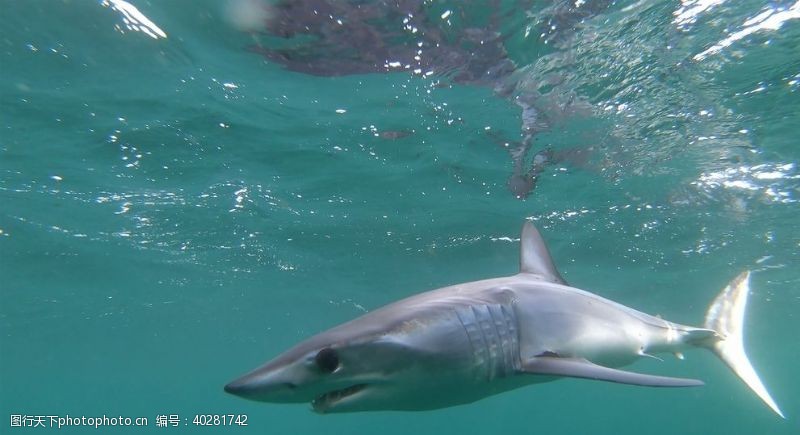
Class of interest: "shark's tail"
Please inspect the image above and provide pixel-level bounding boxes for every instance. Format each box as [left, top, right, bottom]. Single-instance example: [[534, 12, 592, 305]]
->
[[701, 271, 784, 418]]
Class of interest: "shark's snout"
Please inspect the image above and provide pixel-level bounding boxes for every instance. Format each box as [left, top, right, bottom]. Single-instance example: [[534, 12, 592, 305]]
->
[[224, 361, 313, 404], [225, 375, 297, 396], [224, 373, 264, 399], [223, 377, 252, 396]]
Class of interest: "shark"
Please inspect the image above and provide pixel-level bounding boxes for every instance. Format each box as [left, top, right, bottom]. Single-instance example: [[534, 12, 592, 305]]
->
[[225, 222, 784, 417]]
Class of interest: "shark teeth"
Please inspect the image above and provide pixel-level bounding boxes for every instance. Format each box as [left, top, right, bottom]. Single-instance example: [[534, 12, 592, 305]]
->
[[312, 384, 366, 412]]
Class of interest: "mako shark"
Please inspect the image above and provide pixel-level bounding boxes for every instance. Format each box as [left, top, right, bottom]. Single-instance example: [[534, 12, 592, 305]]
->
[[225, 222, 783, 417]]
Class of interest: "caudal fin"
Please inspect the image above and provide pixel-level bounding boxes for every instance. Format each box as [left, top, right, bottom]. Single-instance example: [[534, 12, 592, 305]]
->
[[703, 271, 784, 418]]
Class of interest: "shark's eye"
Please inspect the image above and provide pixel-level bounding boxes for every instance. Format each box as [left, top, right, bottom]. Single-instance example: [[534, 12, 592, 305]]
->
[[314, 347, 339, 373]]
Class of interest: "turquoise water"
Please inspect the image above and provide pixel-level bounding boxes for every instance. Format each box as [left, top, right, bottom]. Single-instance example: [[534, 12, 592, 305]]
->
[[1, 0, 798, 433]]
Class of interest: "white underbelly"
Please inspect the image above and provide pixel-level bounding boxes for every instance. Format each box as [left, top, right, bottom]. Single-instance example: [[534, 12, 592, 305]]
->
[[522, 311, 652, 367]]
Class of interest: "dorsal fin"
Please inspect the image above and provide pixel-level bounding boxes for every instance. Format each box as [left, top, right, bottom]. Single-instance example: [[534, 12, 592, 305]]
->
[[519, 221, 567, 285]]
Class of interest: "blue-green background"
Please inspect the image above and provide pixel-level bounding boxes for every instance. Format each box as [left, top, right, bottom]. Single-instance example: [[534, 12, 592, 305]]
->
[[1, 1, 798, 433]]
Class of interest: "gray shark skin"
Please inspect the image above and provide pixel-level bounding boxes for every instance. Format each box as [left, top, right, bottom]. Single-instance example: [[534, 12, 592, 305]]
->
[[225, 222, 784, 417]]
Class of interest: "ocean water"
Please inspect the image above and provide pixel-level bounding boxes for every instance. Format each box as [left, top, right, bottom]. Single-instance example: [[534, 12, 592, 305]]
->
[[1, 0, 798, 433]]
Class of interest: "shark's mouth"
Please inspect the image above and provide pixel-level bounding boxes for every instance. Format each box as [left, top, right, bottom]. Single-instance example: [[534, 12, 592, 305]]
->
[[311, 384, 367, 413]]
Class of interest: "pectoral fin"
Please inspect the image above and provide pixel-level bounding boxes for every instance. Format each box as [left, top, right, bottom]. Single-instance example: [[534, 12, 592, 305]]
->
[[521, 356, 704, 387]]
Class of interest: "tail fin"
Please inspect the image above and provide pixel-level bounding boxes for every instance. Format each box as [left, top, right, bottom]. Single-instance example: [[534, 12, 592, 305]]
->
[[703, 271, 784, 418]]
